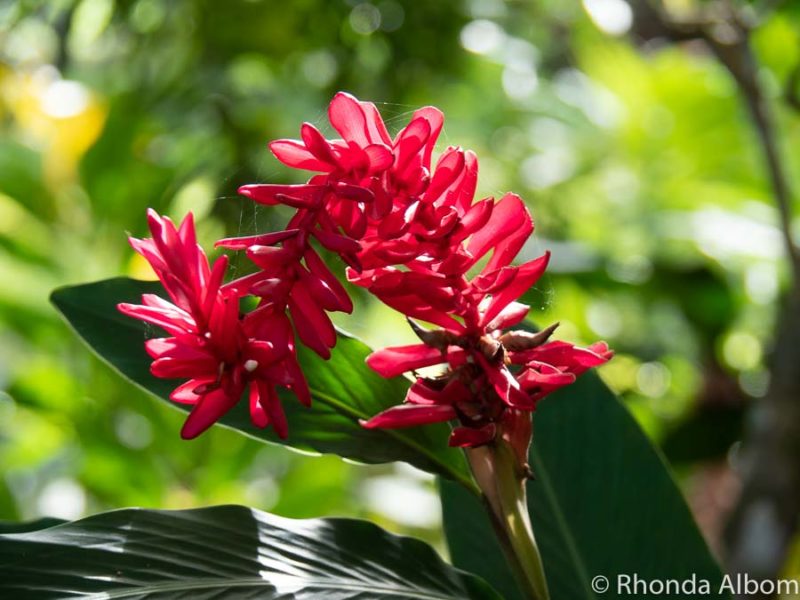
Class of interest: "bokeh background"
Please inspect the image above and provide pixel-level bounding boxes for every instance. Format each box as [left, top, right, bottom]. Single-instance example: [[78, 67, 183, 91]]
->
[[1, 0, 799, 581]]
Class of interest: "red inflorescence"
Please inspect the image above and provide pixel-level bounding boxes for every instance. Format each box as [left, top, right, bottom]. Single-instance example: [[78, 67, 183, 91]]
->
[[118, 210, 309, 440], [119, 92, 611, 451]]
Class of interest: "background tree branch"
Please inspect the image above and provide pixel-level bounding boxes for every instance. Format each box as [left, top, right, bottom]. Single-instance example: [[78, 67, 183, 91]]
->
[[631, 2, 800, 596]]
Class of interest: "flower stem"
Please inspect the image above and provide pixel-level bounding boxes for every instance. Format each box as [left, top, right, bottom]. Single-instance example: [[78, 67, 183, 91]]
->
[[466, 443, 550, 600]]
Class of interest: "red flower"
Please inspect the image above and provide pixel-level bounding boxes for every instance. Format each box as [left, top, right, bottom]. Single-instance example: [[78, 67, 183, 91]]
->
[[269, 92, 442, 195], [357, 147, 486, 270], [257, 91, 443, 239], [215, 93, 452, 365], [269, 93, 395, 183], [121, 92, 612, 451], [362, 331, 612, 454], [220, 235, 349, 360], [118, 211, 309, 439], [348, 193, 547, 336], [358, 188, 612, 459]]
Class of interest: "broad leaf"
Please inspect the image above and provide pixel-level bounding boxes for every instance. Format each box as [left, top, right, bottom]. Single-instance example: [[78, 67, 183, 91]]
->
[[51, 278, 474, 489], [441, 372, 729, 600], [0, 518, 64, 534], [0, 505, 501, 599]]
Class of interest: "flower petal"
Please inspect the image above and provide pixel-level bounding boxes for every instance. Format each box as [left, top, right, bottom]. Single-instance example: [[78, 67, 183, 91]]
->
[[170, 377, 216, 405], [300, 122, 339, 165], [409, 106, 443, 167], [328, 91, 371, 145], [361, 404, 457, 429], [466, 193, 532, 270], [215, 229, 300, 250], [476, 353, 533, 410], [366, 344, 445, 378], [151, 355, 218, 379], [248, 384, 269, 428], [117, 302, 196, 336], [424, 147, 464, 202], [145, 337, 208, 361], [288, 281, 336, 358], [364, 143, 394, 172], [448, 424, 496, 447], [393, 117, 430, 175], [239, 184, 324, 208], [407, 378, 470, 406], [259, 381, 288, 439], [304, 247, 353, 313], [360, 101, 392, 145], [180, 386, 241, 439], [269, 139, 332, 171], [312, 228, 362, 255], [479, 253, 550, 328], [485, 301, 530, 332]]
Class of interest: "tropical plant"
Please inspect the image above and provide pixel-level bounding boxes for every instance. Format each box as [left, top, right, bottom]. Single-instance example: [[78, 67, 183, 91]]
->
[[0, 93, 727, 599]]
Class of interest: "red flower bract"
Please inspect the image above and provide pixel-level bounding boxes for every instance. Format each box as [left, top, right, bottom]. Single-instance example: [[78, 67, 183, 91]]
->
[[119, 92, 611, 449], [118, 210, 309, 440]]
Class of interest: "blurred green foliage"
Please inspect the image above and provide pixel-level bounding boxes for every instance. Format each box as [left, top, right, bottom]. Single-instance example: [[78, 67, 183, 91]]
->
[[0, 0, 798, 560]]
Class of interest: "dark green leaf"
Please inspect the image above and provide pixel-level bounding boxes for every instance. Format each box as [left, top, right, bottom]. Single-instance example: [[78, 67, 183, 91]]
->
[[51, 278, 474, 489], [0, 505, 501, 599], [0, 518, 65, 534], [441, 372, 729, 599], [440, 483, 523, 600]]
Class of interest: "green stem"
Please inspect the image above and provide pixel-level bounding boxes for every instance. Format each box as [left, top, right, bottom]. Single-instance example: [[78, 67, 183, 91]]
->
[[466, 443, 550, 600]]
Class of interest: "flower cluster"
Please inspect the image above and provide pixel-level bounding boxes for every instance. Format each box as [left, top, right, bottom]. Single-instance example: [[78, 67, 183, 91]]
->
[[118, 211, 309, 439], [119, 92, 611, 451]]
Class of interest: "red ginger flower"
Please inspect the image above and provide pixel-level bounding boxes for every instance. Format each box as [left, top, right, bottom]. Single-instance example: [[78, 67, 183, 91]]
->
[[217, 230, 351, 360], [121, 92, 612, 449], [218, 92, 448, 360], [268, 92, 442, 199], [359, 193, 613, 462], [118, 210, 309, 440], [239, 91, 443, 246], [363, 321, 612, 460], [348, 193, 545, 333], [224, 92, 612, 463], [357, 146, 485, 270]]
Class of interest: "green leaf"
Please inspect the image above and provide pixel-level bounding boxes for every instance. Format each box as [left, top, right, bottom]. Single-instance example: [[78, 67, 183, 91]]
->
[[0, 505, 501, 599], [51, 278, 474, 490], [0, 518, 64, 534], [441, 372, 729, 600]]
